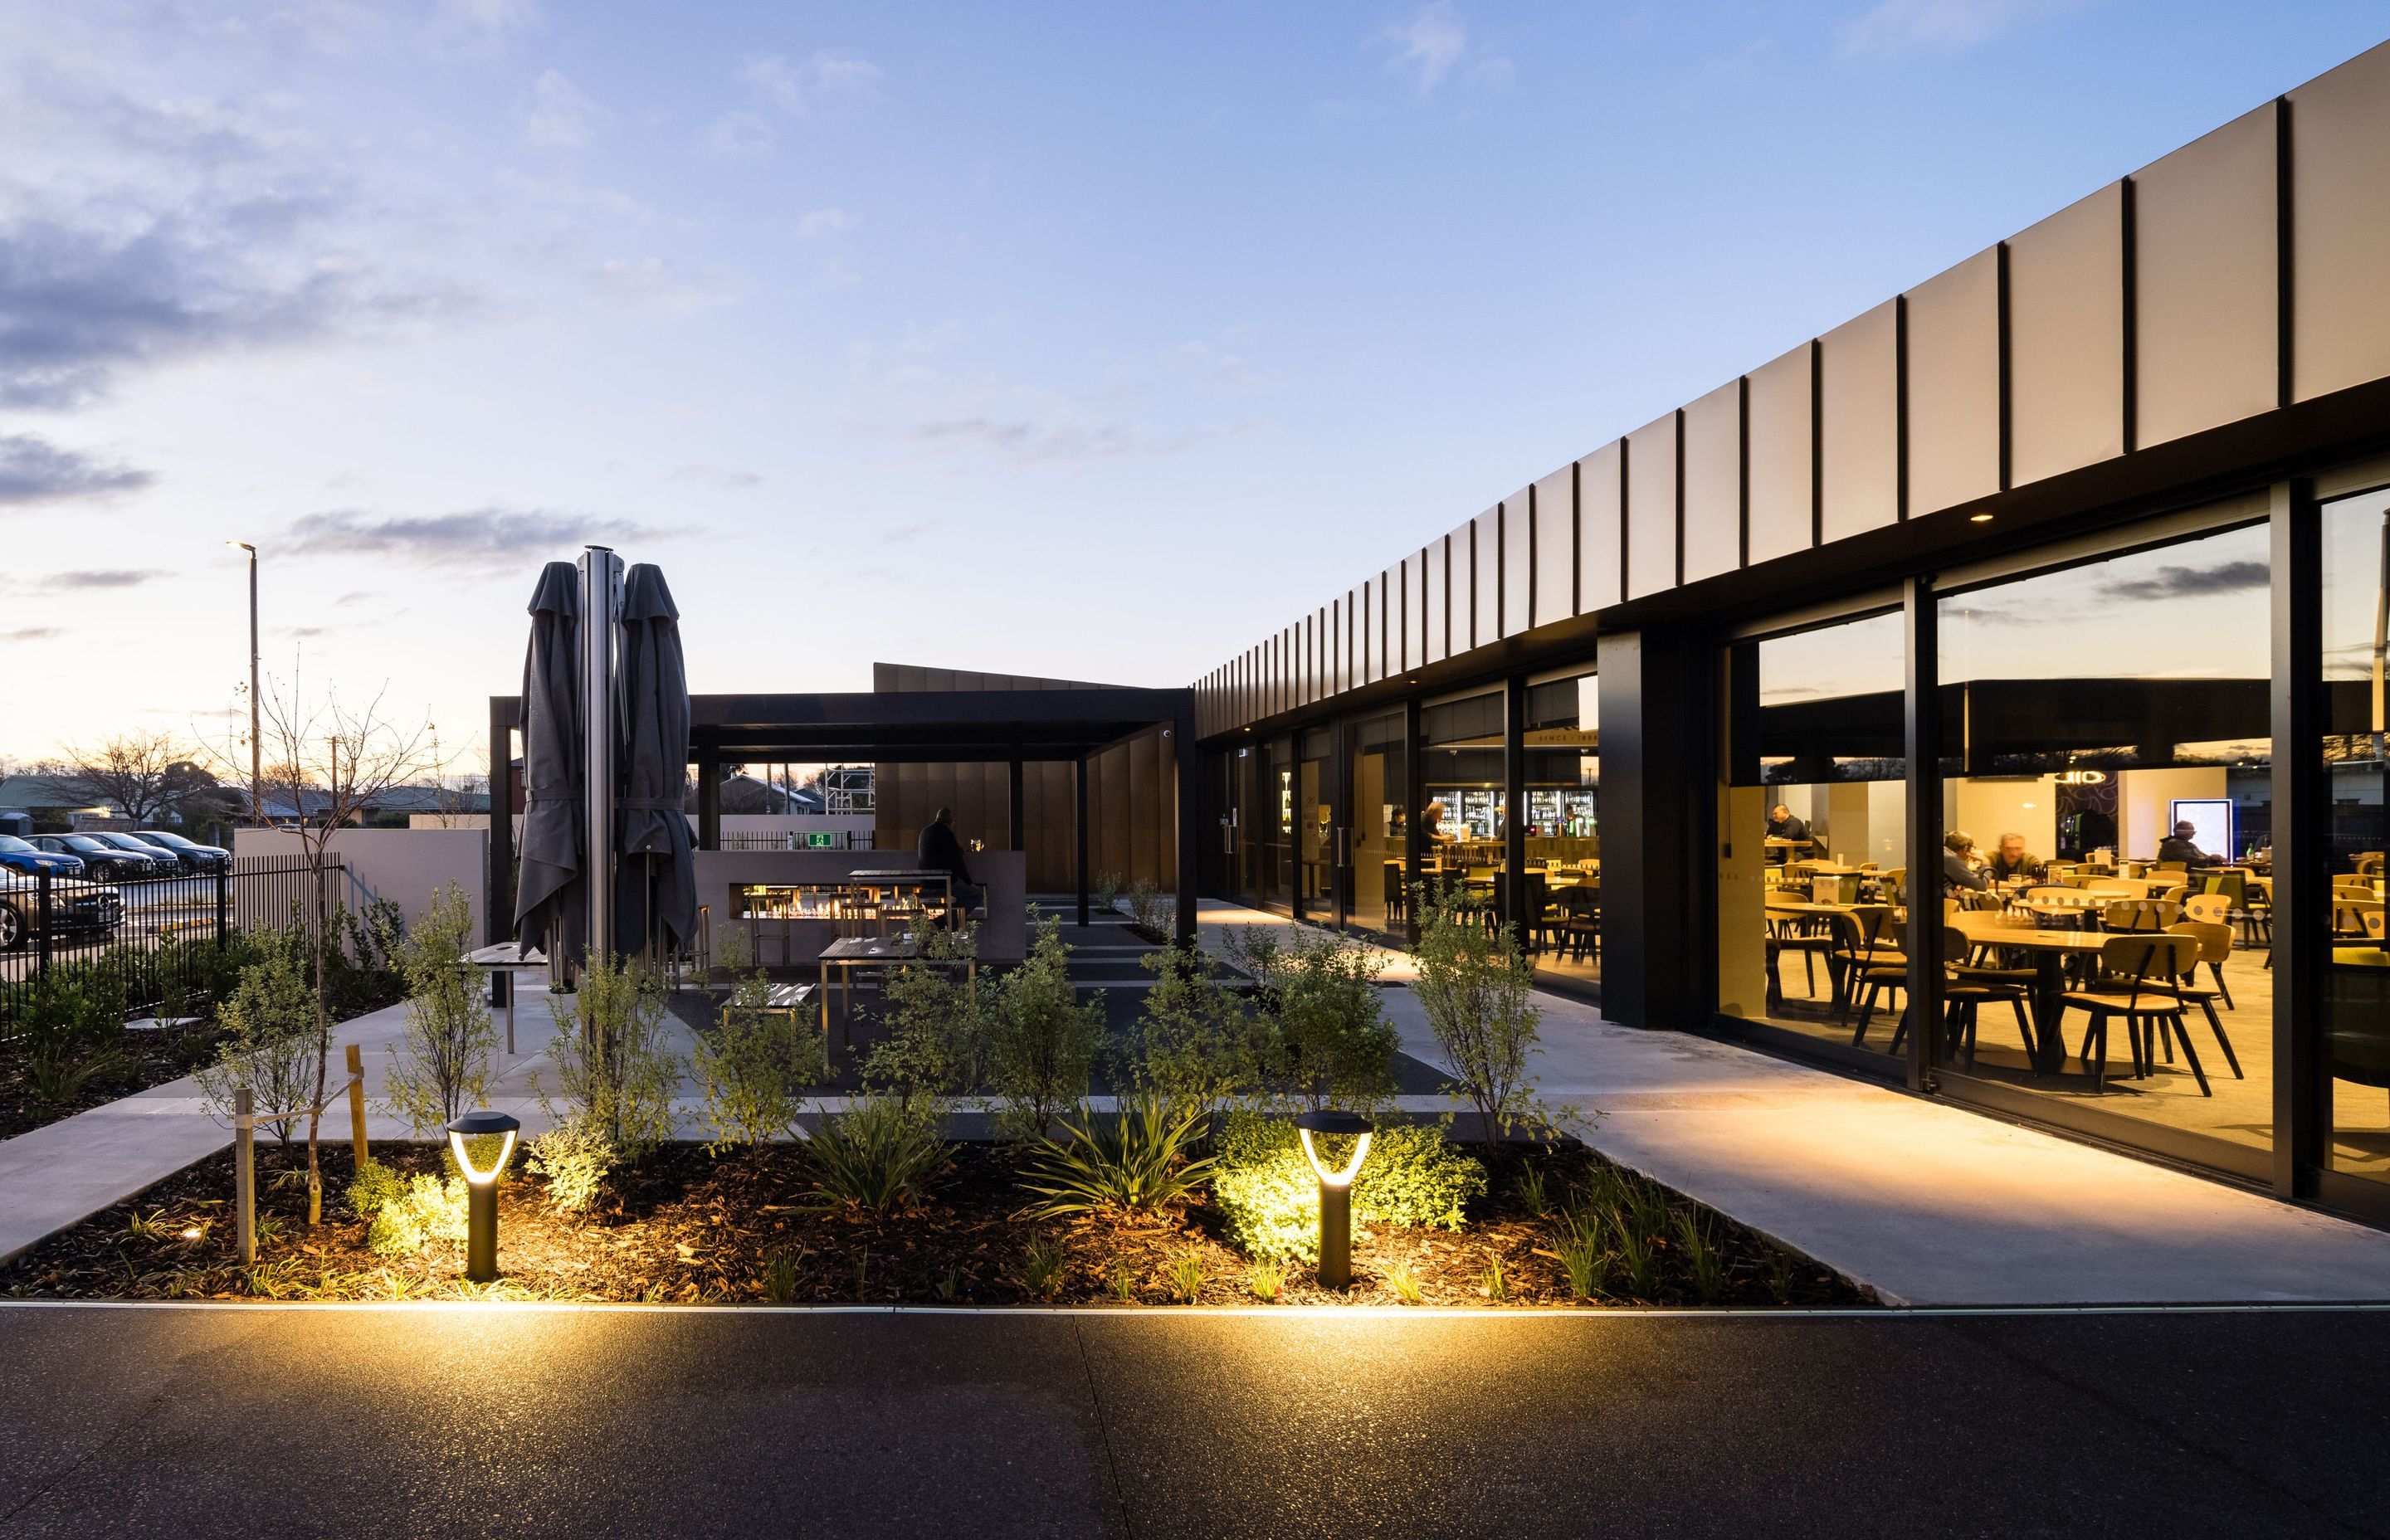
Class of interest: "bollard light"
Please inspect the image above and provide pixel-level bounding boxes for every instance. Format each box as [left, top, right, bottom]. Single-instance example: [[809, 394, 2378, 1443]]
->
[[1293, 1109, 1374, 1290], [445, 1109, 522, 1284]]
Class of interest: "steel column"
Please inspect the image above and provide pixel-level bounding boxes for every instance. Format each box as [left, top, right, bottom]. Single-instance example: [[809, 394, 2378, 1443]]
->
[[696, 748, 721, 851], [1503, 673, 1528, 949], [1173, 719, 1201, 947], [1902, 575, 1944, 1094], [1008, 758, 1026, 853], [2270, 478, 2324, 1197], [486, 695, 515, 944], [1076, 756, 1091, 928], [1402, 694, 1423, 944]]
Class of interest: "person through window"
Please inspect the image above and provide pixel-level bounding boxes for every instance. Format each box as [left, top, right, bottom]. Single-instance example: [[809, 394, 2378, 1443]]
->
[[915, 806, 983, 918], [1943, 831, 1990, 893], [2158, 820, 2221, 868], [1986, 832, 2046, 884], [1765, 803, 1810, 842]]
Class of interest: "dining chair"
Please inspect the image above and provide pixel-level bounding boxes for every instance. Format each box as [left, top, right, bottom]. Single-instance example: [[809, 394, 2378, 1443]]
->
[[1835, 907, 1907, 1045], [2060, 933, 2205, 1094], [2163, 920, 2245, 1079], [1924, 924, 2036, 1070], [1556, 885, 1601, 966]]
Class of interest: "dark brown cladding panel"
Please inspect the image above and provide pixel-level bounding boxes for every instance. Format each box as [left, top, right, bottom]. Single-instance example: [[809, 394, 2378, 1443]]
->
[[1904, 246, 2002, 515], [1625, 412, 1677, 600], [1579, 441, 1624, 610], [1819, 298, 1900, 540], [1745, 339, 1814, 564], [1532, 464, 1574, 626], [2135, 102, 2278, 446], [2291, 40, 2390, 403], [2008, 182, 2124, 485], [1680, 378, 1741, 584]]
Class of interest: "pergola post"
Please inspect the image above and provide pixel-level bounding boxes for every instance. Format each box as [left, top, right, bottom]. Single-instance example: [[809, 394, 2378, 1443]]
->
[[1008, 758, 1025, 853], [486, 698, 516, 946], [1076, 754, 1091, 928], [696, 748, 721, 851], [1172, 716, 1199, 948]]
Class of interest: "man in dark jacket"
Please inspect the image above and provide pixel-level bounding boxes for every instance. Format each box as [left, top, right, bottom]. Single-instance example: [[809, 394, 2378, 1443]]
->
[[2158, 821, 2220, 867], [1765, 804, 1810, 843], [916, 807, 984, 917]]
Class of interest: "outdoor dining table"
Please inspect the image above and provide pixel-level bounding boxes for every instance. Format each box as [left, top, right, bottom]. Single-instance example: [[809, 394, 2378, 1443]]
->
[[815, 935, 976, 1048], [1948, 912, 2118, 1076], [465, 942, 547, 1054]]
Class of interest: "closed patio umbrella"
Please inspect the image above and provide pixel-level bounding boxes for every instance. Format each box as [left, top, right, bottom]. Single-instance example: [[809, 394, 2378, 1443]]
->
[[613, 563, 695, 958], [514, 561, 584, 971]]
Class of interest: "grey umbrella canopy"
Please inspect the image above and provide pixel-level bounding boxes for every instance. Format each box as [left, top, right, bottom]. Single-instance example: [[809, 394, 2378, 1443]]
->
[[514, 561, 584, 967], [612, 563, 695, 958]]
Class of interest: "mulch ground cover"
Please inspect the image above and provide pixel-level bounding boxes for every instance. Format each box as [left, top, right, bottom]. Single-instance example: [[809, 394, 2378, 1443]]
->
[[0, 1018, 232, 1141], [3, 1137, 1874, 1310]]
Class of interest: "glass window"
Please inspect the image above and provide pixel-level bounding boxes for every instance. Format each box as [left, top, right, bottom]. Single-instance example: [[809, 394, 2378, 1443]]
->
[[1939, 521, 2272, 1161], [1716, 610, 1908, 1058], [1419, 694, 1505, 937], [1234, 738, 1294, 913], [2321, 486, 2390, 1187], [1344, 710, 1408, 938], [1525, 668, 1600, 987]]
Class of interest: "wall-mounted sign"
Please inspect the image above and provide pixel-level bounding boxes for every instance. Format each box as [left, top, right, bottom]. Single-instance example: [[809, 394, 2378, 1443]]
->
[[2055, 769, 2109, 785]]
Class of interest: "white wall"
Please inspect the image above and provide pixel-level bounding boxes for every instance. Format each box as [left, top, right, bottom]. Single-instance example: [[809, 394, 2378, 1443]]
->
[[1947, 777, 2059, 860], [235, 828, 487, 936], [2118, 768, 2229, 859]]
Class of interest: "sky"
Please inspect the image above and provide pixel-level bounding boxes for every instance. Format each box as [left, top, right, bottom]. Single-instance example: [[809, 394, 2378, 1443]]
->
[[2, 0, 2386, 775]]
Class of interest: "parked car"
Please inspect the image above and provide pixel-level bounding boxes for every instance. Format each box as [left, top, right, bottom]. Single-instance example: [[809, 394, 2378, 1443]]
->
[[31, 833, 171, 881], [84, 831, 200, 878], [129, 829, 232, 874], [0, 833, 85, 879], [0, 869, 124, 951]]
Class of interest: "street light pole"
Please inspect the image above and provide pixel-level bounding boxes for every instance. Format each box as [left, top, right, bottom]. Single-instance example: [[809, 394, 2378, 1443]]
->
[[227, 542, 261, 826]]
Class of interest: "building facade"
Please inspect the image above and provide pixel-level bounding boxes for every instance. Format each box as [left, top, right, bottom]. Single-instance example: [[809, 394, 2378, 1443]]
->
[[1187, 41, 2390, 1225]]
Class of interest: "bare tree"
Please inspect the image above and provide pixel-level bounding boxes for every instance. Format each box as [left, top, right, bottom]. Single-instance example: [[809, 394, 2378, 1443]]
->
[[55, 730, 196, 825], [229, 658, 446, 1223]]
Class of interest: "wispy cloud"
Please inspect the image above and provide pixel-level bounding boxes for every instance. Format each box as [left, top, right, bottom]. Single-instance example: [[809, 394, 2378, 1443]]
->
[[670, 463, 763, 490], [2095, 559, 2269, 603], [797, 207, 852, 240], [1841, 0, 2089, 59], [590, 256, 740, 313], [524, 69, 602, 149], [0, 433, 152, 506], [0, 626, 65, 642], [279, 507, 684, 568], [706, 50, 884, 156], [1376, 4, 1507, 95], [2, 568, 168, 593], [906, 416, 1256, 465], [430, 0, 543, 51]]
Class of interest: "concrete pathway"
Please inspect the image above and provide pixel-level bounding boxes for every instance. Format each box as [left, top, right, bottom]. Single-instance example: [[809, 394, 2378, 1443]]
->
[[1192, 899, 2390, 1306]]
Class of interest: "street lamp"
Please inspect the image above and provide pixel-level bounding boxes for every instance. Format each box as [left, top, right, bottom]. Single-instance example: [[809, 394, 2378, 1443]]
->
[[1292, 1109, 1374, 1290], [445, 1109, 522, 1283], [225, 541, 260, 826]]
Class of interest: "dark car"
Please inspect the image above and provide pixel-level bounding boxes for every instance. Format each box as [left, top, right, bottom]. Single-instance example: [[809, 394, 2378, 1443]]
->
[[0, 869, 123, 951], [130, 830, 232, 874], [0, 833, 85, 879], [32, 833, 170, 881]]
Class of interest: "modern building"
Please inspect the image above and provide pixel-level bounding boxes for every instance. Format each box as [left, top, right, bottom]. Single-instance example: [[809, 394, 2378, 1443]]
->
[[1182, 41, 2390, 1225]]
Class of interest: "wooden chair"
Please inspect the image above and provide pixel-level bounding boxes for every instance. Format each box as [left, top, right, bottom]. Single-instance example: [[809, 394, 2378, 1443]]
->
[[2163, 920, 2245, 1079], [1554, 885, 1601, 965], [2180, 892, 2232, 927], [2059, 934, 2205, 1094], [1929, 925, 2036, 1070], [1835, 908, 1907, 1047], [2102, 899, 2179, 933]]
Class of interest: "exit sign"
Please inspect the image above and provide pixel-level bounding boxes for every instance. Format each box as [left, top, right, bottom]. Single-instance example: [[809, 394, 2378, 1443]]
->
[[806, 832, 834, 848]]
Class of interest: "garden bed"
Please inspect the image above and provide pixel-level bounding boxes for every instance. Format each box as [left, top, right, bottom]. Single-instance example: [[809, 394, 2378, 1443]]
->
[[2, 1137, 1874, 1309], [0, 1017, 232, 1141]]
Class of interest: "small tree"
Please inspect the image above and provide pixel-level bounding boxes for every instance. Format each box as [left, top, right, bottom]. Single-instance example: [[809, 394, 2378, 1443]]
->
[[1116, 941, 1265, 1126], [539, 953, 680, 1162], [1412, 880, 1551, 1145], [861, 924, 988, 1114], [1264, 927, 1397, 1113], [986, 918, 1103, 1143], [195, 926, 319, 1145], [381, 883, 495, 1134], [694, 956, 825, 1153], [55, 730, 198, 826]]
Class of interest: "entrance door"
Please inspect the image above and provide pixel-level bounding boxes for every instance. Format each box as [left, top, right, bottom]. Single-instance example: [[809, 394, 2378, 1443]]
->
[[1295, 728, 1335, 924]]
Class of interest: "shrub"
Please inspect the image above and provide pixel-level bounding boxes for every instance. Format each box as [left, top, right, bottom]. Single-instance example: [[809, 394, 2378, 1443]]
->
[[1261, 928, 1397, 1112], [985, 919, 1103, 1143], [1125, 880, 1173, 938], [1019, 1234, 1066, 1298], [525, 1114, 616, 1213], [1017, 1098, 1215, 1220], [803, 1095, 948, 1214], [862, 924, 987, 1113], [1092, 871, 1125, 914], [195, 927, 319, 1145], [345, 1156, 406, 1221], [1555, 1209, 1603, 1299], [695, 963, 825, 1152], [1167, 1250, 1206, 1303], [1115, 943, 1265, 1124], [15, 955, 130, 1104], [539, 953, 680, 1162], [346, 1153, 471, 1257], [381, 883, 496, 1135], [1209, 1109, 1486, 1262], [1412, 881, 1554, 1143], [1246, 1258, 1285, 1303], [1383, 1260, 1424, 1305]]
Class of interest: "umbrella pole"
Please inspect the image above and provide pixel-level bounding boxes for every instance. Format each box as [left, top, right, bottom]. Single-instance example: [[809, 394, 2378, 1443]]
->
[[581, 546, 622, 986]]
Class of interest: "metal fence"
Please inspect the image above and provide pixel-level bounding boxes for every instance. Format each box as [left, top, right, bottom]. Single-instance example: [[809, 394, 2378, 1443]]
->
[[0, 856, 349, 1031], [718, 830, 876, 851]]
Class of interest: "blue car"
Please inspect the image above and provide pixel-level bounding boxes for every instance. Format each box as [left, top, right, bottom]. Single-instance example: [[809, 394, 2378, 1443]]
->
[[0, 833, 84, 878], [130, 830, 232, 875]]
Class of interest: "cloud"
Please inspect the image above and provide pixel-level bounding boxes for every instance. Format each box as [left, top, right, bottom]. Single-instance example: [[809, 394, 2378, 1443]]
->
[[279, 625, 329, 638], [279, 507, 683, 568], [709, 51, 883, 156], [0, 432, 153, 506], [0, 626, 65, 642], [1840, 0, 2087, 59], [2095, 560, 2269, 603], [705, 111, 774, 158], [797, 207, 852, 239], [740, 55, 809, 114], [431, 0, 542, 48], [590, 256, 740, 313], [1379, 4, 1480, 94], [2, 568, 168, 593], [906, 416, 1256, 465], [669, 464, 763, 490], [524, 69, 602, 149]]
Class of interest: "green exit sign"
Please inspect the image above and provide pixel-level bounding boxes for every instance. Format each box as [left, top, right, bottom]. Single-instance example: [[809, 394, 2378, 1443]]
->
[[806, 832, 834, 848]]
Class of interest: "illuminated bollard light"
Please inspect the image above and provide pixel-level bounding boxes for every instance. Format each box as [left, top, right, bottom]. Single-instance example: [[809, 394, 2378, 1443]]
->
[[1292, 1109, 1374, 1291], [445, 1109, 522, 1284]]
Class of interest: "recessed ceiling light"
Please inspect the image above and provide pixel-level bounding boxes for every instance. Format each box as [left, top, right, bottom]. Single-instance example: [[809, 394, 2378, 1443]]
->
[[1968, 513, 1995, 524]]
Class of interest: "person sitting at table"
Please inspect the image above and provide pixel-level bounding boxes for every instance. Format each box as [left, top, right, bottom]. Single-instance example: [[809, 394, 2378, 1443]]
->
[[1765, 804, 1809, 843], [1986, 832, 2046, 883], [1943, 831, 1990, 893], [2158, 821, 2222, 868], [915, 807, 984, 917], [1422, 799, 1451, 844]]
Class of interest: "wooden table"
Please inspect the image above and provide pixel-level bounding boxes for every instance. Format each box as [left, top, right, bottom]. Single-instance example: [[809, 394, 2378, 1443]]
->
[[1949, 914, 2116, 1075], [814, 936, 976, 1047]]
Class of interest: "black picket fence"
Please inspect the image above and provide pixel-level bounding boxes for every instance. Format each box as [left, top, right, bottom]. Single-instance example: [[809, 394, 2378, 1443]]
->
[[0, 856, 358, 1033]]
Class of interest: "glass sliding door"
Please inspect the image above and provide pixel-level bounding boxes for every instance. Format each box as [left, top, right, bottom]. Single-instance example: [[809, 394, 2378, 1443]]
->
[[1525, 667, 1600, 987], [1419, 693, 1506, 916], [1716, 609, 1909, 1063], [1344, 709, 1409, 938], [1296, 728, 1334, 923], [2320, 484, 2390, 1189], [1234, 737, 1295, 914], [1937, 518, 2273, 1171]]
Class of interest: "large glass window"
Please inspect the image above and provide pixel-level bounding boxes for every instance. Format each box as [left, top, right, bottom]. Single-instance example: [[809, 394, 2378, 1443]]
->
[[1526, 668, 1600, 987], [1939, 521, 2273, 1162], [1716, 610, 1909, 1058], [1419, 693, 1505, 930], [1234, 738, 1294, 912], [1344, 710, 1408, 938], [1296, 728, 1332, 919], [2321, 485, 2390, 1187]]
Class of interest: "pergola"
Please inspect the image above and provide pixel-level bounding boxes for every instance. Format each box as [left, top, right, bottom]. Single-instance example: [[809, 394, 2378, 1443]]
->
[[486, 686, 1200, 947]]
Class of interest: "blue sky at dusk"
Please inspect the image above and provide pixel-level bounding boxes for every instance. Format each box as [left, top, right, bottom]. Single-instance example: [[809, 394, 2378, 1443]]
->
[[2, 1, 2384, 769]]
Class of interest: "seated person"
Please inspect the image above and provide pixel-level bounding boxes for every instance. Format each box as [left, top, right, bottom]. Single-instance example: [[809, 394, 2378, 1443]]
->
[[915, 806, 985, 917], [1765, 803, 1810, 844], [1985, 832, 2046, 883], [1943, 831, 1989, 893], [2157, 821, 2221, 868]]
